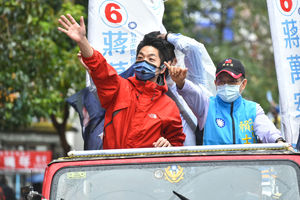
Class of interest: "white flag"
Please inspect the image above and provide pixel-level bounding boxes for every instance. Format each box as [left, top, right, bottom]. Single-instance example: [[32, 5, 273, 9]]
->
[[87, 0, 166, 75], [266, 0, 300, 146]]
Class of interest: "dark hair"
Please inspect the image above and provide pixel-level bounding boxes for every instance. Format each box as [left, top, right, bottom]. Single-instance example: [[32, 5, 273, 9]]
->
[[165, 42, 176, 62], [136, 31, 175, 65]]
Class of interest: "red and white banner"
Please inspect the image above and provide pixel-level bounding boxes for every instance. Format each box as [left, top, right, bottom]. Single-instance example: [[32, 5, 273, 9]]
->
[[267, 0, 300, 146], [86, 0, 166, 85], [0, 151, 52, 172]]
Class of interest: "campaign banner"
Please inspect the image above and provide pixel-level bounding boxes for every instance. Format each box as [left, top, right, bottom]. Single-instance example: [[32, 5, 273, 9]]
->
[[87, 0, 166, 77], [0, 151, 52, 172], [266, 0, 300, 146]]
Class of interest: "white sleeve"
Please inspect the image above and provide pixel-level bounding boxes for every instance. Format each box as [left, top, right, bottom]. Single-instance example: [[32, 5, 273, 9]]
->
[[254, 104, 283, 143], [177, 79, 210, 130]]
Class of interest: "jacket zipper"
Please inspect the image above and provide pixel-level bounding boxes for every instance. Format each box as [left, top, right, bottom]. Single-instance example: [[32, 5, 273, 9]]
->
[[230, 102, 236, 144]]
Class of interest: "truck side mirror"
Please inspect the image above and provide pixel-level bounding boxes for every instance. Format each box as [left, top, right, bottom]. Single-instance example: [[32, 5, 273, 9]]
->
[[21, 186, 46, 200]]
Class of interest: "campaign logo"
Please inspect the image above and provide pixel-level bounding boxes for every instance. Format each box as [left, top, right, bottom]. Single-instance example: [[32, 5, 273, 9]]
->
[[148, 113, 157, 119], [216, 118, 225, 128], [99, 0, 128, 28], [275, 0, 298, 16]]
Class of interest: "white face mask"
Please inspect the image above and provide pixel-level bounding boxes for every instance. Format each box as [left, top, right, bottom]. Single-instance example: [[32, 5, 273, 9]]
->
[[217, 81, 243, 103]]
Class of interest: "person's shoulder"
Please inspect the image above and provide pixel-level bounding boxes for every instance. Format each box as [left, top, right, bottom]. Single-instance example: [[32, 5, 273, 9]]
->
[[242, 98, 264, 113], [241, 97, 257, 105], [162, 93, 177, 104], [160, 94, 181, 112], [208, 95, 217, 102]]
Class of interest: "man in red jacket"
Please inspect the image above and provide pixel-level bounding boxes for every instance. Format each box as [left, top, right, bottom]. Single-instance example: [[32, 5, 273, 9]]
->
[[58, 14, 185, 149]]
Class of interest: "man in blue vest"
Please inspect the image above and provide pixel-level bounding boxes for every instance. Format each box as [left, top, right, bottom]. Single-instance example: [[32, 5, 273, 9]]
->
[[167, 57, 285, 145]]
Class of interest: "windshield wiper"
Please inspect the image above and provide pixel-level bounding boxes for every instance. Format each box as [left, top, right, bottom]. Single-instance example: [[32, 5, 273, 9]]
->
[[173, 190, 189, 200]]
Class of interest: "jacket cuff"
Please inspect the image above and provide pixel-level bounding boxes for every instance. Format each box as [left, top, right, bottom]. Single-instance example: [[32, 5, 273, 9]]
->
[[166, 33, 181, 44], [82, 48, 96, 60], [82, 48, 101, 71]]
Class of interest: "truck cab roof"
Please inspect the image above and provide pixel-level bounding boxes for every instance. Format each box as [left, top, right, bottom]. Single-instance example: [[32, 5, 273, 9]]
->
[[42, 144, 300, 200]]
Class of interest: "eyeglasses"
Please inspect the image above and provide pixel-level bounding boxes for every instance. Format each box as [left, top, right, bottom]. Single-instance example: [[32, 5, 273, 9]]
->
[[216, 78, 241, 85]]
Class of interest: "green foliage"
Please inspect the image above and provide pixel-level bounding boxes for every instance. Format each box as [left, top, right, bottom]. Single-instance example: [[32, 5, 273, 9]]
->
[[163, 0, 184, 33], [0, 1, 86, 130]]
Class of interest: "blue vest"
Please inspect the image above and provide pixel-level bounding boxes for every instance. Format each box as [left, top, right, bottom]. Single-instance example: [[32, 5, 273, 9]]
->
[[203, 96, 257, 145]]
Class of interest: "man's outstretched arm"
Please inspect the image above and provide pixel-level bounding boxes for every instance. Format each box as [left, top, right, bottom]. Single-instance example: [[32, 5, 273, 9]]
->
[[58, 14, 122, 109]]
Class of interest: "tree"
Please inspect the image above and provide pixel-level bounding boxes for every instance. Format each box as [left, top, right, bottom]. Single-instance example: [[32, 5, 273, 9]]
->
[[163, 0, 185, 33], [0, 0, 86, 155]]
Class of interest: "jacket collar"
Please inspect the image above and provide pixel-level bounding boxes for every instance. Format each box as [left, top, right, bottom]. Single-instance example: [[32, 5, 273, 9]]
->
[[128, 76, 168, 100], [216, 95, 242, 110]]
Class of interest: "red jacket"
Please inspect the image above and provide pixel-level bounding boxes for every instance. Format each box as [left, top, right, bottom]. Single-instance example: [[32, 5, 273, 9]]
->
[[83, 49, 185, 149]]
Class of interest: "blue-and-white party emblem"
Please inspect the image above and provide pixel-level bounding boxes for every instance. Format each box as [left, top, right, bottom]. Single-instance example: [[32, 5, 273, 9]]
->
[[216, 118, 225, 128]]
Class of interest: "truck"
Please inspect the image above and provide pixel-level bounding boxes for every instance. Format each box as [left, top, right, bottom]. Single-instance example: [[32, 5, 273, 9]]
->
[[22, 143, 299, 200]]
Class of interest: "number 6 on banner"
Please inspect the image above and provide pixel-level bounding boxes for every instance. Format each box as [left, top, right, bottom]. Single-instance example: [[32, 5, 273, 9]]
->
[[105, 3, 122, 23], [280, 0, 293, 12], [100, 1, 128, 28], [276, 0, 298, 16]]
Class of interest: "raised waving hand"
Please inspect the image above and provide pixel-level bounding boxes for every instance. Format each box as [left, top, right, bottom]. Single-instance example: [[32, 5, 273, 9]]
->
[[58, 14, 93, 57]]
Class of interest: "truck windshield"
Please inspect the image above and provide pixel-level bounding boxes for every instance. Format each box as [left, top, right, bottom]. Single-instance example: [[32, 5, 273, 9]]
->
[[51, 160, 300, 200]]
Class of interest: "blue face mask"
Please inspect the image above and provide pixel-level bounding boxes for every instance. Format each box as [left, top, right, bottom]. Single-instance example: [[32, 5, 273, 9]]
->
[[132, 60, 158, 81], [217, 82, 243, 103]]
